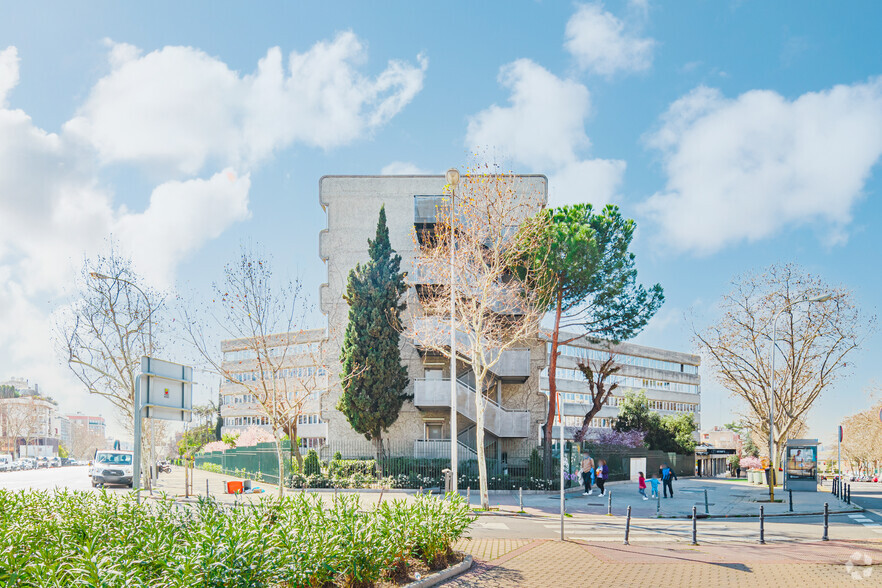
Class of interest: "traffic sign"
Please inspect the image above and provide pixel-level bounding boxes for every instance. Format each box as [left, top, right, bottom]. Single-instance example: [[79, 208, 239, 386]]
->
[[839, 425, 843, 443], [139, 356, 193, 422]]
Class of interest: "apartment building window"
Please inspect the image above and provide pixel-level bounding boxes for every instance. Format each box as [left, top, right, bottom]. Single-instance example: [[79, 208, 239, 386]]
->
[[425, 423, 443, 441], [297, 414, 322, 425]]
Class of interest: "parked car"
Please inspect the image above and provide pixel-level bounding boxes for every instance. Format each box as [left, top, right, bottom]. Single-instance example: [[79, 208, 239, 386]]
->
[[90, 450, 134, 488], [0, 453, 12, 472]]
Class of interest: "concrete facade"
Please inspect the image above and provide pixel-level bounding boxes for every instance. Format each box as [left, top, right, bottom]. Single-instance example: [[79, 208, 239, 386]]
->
[[319, 175, 550, 460], [219, 329, 329, 450], [546, 330, 702, 437]]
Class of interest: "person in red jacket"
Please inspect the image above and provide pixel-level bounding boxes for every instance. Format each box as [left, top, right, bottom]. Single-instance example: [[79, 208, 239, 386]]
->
[[638, 471, 648, 500]]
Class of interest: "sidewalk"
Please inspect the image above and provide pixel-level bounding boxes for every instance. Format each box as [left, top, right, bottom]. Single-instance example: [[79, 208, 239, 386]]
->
[[445, 538, 882, 586], [471, 477, 861, 519], [149, 466, 423, 507]]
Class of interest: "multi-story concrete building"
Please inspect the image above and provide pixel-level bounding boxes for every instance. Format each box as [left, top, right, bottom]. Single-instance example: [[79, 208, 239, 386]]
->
[[318, 175, 551, 462], [67, 414, 107, 437], [546, 331, 701, 435], [219, 329, 330, 450]]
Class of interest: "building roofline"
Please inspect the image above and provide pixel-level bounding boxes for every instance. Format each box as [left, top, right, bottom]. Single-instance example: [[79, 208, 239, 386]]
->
[[540, 328, 700, 365]]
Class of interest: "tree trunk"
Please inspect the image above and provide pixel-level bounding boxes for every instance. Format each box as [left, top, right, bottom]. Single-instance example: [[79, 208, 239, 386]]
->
[[474, 371, 489, 509], [286, 421, 304, 472], [543, 289, 564, 479], [372, 434, 386, 478], [273, 432, 286, 498]]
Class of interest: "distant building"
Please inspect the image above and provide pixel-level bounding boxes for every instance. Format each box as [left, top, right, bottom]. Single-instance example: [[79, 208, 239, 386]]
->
[[0, 395, 59, 457], [67, 414, 107, 458], [219, 329, 329, 451], [696, 426, 741, 476]]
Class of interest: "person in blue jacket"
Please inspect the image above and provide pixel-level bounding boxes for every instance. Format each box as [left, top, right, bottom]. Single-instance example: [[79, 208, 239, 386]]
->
[[660, 463, 678, 498]]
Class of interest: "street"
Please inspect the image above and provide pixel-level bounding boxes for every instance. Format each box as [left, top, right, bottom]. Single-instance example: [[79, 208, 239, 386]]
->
[[0, 465, 127, 493]]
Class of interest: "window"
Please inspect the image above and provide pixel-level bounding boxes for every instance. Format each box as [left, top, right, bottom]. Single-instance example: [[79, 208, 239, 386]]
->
[[425, 423, 444, 441]]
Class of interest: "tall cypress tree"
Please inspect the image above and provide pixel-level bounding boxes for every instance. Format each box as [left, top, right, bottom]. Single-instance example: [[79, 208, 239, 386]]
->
[[337, 206, 409, 473]]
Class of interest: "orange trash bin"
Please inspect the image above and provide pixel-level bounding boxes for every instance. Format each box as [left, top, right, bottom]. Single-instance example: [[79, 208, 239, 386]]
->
[[226, 480, 244, 494]]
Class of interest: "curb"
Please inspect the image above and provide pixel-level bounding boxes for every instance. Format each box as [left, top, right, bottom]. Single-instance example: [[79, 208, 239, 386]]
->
[[404, 555, 472, 588]]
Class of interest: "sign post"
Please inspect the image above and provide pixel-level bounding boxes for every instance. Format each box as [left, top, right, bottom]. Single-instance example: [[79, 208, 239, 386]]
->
[[133, 356, 193, 491], [837, 425, 843, 486]]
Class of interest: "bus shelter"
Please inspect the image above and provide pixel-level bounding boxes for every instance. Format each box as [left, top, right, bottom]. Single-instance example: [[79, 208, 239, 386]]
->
[[784, 439, 819, 492]]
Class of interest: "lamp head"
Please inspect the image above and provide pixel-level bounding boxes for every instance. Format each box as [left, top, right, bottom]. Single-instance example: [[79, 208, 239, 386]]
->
[[807, 293, 832, 303], [445, 168, 460, 187]]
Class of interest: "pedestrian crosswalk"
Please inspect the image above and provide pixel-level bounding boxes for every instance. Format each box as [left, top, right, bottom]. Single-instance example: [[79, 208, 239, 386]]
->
[[849, 511, 882, 534]]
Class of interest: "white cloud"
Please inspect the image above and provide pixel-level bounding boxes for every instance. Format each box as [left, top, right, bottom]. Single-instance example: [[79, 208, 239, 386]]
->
[[467, 59, 590, 170], [549, 159, 625, 207], [565, 2, 655, 77], [0, 46, 19, 106], [642, 79, 882, 254], [381, 161, 431, 175], [466, 59, 625, 207], [66, 33, 428, 175], [0, 33, 425, 434]]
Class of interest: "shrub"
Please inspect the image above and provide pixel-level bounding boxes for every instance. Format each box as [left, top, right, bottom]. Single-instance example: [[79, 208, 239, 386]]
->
[[198, 462, 223, 474], [304, 449, 322, 476], [0, 489, 474, 587]]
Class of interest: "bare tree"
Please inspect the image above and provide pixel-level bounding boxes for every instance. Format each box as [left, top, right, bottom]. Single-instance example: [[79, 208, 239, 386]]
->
[[407, 166, 549, 509], [70, 421, 107, 459], [693, 263, 873, 463], [0, 398, 42, 458], [572, 349, 621, 442], [841, 402, 882, 475], [57, 248, 162, 471], [181, 244, 318, 497]]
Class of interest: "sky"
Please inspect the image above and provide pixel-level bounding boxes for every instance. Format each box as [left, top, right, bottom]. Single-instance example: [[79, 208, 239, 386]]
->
[[0, 1, 880, 441]]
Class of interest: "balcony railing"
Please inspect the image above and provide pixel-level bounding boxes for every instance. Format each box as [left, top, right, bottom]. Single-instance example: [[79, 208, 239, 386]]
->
[[413, 378, 531, 438]]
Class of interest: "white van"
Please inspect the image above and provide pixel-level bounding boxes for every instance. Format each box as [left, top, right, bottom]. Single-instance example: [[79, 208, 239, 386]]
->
[[90, 450, 134, 488]]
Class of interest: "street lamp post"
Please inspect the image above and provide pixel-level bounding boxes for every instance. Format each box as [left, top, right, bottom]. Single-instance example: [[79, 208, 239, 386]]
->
[[446, 168, 460, 494], [768, 293, 830, 500], [90, 272, 157, 488]]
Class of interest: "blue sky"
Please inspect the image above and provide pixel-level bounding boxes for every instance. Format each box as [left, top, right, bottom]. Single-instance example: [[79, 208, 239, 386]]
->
[[0, 1, 880, 440]]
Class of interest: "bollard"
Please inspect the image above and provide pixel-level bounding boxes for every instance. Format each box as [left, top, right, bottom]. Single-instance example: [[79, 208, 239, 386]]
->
[[656, 489, 661, 516], [691, 506, 698, 545], [788, 488, 793, 512], [418, 486, 423, 495], [519, 487, 523, 512], [846, 484, 850, 504], [467, 486, 471, 506], [624, 505, 632, 545], [607, 491, 612, 516], [704, 488, 709, 515], [823, 502, 829, 541], [759, 505, 765, 544], [206, 479, 209, 497]]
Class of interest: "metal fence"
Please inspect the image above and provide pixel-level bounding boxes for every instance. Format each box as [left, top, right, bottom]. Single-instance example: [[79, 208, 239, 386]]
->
[[194, 438, 694, 489]]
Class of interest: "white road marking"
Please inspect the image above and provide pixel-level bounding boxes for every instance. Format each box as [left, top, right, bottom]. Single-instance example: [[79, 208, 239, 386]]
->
[[848, 514, 865, 518], [475, 522, 509, 530]]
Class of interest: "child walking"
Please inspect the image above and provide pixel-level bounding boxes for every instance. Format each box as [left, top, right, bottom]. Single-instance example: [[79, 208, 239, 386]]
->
[[638, 471, 648, 500], [649, 473, 660, 499]]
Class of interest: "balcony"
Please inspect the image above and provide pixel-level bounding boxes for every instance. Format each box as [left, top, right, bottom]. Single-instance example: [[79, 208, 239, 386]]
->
[[413, 378, 531, 438], [410, 317, 531, 381], [297, 421, 328, 439]]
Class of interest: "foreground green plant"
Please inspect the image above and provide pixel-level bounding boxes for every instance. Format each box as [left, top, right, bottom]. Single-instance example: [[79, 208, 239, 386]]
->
[[0, 489, 474, 587]]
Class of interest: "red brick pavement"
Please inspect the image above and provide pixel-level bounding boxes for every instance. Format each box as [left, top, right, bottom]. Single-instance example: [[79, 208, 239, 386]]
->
[[446, 538, 882, 587]]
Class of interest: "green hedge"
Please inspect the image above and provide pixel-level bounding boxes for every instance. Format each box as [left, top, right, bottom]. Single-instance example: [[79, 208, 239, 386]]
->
[[0, 489, 474, 587]]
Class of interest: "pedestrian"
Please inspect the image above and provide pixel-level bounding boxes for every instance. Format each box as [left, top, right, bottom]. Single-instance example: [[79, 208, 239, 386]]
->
[[649, 473, 660, 498], [638, 471, 648, 500], [661, 463, 677, 498], [596, 459, 609, 497], [580, 453, 595, 496]]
